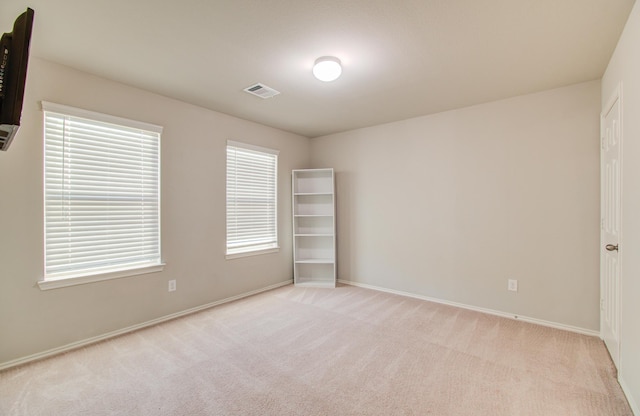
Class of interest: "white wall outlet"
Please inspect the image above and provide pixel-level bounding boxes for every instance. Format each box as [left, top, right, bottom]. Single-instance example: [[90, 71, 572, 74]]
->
[[508, 279, 518, 292], [168, 280, 176, 292]]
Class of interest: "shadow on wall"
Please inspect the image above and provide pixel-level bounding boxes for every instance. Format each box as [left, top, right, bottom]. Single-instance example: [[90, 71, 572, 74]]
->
[[335, 171, 353, 282]]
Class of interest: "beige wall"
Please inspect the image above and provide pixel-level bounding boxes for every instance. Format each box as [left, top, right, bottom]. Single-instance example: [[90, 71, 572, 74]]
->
[[311, 80, 601, 331], [602, 1, 640, 412], [0, 58, 310, 365]]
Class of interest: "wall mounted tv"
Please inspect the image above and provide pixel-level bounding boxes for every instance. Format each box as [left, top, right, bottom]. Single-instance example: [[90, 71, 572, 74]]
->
[[0, 8, 34, 151]]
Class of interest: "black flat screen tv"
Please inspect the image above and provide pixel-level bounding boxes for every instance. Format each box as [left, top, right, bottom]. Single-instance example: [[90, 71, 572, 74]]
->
[[0, 8, 34, 151]]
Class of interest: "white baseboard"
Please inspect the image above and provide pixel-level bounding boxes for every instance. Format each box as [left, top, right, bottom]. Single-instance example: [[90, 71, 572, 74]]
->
[[619, 376, 640, 416], [338, 279, 600, 337], [0, 280, 293, 371]]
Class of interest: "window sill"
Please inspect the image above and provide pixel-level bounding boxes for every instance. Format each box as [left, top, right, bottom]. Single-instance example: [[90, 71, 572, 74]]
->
[[225, 247, 279, 260], [37, 263, 165, 291]]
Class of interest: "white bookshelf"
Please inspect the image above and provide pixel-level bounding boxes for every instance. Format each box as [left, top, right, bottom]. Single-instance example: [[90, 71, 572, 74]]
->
[[292, 168, 336, 288]]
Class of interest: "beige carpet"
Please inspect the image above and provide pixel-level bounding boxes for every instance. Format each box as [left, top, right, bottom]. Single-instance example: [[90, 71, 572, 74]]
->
[[0, 284, 632, 415]]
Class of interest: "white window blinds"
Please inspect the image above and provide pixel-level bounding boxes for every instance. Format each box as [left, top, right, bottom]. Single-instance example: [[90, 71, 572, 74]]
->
[[43, 102, 162, 280], [226, 140, 279, 256]]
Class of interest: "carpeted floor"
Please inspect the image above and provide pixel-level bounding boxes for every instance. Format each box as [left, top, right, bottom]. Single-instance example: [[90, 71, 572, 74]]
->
[[0, 284, 632, 415]]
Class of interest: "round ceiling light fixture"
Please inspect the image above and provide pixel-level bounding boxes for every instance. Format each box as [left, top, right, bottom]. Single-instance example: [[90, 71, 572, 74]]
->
[[313, 56, 342, 82]]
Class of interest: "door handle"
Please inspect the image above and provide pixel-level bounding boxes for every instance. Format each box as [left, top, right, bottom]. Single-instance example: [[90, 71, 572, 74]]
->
[[605, 244, 619, 252]]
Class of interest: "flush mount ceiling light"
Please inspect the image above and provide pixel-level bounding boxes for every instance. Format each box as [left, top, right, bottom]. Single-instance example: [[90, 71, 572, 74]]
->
[[313, 56, 342, 82]]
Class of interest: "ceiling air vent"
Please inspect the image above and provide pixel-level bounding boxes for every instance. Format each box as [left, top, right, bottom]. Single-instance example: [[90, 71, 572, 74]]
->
[[243, 83, 280, 99]]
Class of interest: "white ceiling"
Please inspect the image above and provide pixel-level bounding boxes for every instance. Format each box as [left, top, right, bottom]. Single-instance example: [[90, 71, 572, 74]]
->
[[0, 0, 635, 138]]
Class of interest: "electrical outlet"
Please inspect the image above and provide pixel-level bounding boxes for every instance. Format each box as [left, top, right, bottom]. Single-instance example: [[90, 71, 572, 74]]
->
[[168, 280, 176, 292], [508, 279, 518, 292]]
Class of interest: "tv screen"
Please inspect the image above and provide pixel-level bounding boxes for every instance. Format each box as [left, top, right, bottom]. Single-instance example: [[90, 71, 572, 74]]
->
[[0, 8, 34, 151]]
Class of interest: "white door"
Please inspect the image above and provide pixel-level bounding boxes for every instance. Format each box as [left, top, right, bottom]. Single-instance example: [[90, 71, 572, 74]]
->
[[601, 87, 622, 369]]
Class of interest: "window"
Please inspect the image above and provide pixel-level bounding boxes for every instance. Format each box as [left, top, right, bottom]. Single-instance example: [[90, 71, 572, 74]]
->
[[226, 140, 279, 258], [42, 102, 162, 287]]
